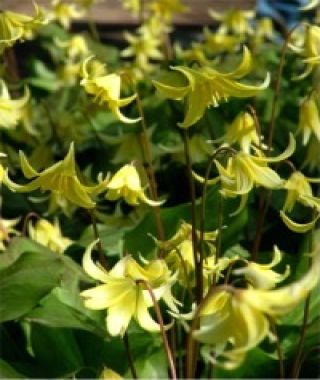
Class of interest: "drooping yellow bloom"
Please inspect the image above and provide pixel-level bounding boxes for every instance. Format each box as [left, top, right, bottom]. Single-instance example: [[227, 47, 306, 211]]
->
[[105, 164, 163, 207], [194, 134, 295, 214], [280, 171, 320, 233], [149, 0, 188, 23], [209, 9, 255, 36], [0, 2, 46, 52], [253, 18, 274, 45], [303, 136, 320, 171], [0, 217, 20, 251], [4, 143, 108, 209], [55, 35, 90, 61], [0, 80, 30, 129], [121, 30, 163, 74], [193, 250, 320, 369], [203, 28, 241, 54], [153, 47, 270, 128], [234, 246, 290, 289], [50, 0, 84, 29], [28, 218, 73, 254], [297, 92, 320, 145], [81, 241, 178, 336], [290, 24, 320, 79], [80, 57, 140, 124], [224, 111, 261, 153]]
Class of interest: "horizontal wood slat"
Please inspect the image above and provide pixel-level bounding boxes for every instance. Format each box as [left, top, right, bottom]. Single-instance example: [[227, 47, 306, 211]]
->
[[1, 0, 256, 25]]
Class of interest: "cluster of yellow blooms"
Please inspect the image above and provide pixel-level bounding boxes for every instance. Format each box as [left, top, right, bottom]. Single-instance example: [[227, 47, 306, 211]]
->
[[0, 0, 320, 376]]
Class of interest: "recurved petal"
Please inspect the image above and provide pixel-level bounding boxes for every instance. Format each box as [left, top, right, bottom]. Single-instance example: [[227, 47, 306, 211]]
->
[[219, 46, 252, 79], [178, 86, 208, 128], [254, 133, 296, 163], [111, 105, 141, 124], [82, 239, 109, 282], [280, 210, 320, 233], [19, 151, 40, 179]]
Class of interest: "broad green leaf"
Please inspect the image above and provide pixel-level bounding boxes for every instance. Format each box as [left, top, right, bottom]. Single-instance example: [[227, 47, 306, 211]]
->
[[0, 359, 25, 378]]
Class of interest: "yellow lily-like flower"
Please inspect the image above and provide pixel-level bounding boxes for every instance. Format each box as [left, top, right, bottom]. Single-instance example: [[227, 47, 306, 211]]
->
[[50, 0, 84, 29], [193, 250, 320, 369], [55, 35, 90, 61], [4, 143, 108, 209], [105, 164, 163, 207], [121, 30, 163, 74], [0, 2, 46, 52], [194, 134, 295, 214], [280, 171, 320, 233], [234, 246, 290, 289], [224, 111, 261, 153], [303, 136, 320, 171], [153, 47, 270, 128], [0, 80, 30, 129], [80, 57, 140, 124], [297, 92, 320, 145], [209, 9, 255, 36], [149, 0, 188, 23], [203, 28, 241, 54], [290, 24, 320, 80], [81, 241, 178, 336], [28, 218, 73, 254], [0, 217, 20, 251], [174, 42, 209, 65], [253, 18, 274, 45], [122, 0, 141, 16]]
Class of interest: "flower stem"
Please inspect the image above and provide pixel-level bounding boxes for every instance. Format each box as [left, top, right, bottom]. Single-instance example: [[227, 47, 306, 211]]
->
[[123, 332, 138, 379], [291, 215, 316, 378], [89, 209, 108, 269], [182, 129, 202, 303], [135, 88, 165, 245], [22, 212, 40, 236], [137, 280, 177, 380], [270, 318, 285, 378]]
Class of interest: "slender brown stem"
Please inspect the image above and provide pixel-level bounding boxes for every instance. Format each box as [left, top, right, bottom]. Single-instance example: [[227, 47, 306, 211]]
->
[[247, 104, 263, 149], [291, 216, 316, 378], [135, 87, 165, 245], [182, 129, 202, 303], [137, 280, 177, 380], [267, 26, 297, 151], [123, 332, 138, 379], [22, 212, 40, 236], [270, 319, 285, 378], [89, 209, 108, 269]]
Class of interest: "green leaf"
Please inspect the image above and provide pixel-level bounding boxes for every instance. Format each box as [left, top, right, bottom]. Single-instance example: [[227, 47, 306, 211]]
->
[[0, 359, 25, 379], [0, 242, 64, 322]]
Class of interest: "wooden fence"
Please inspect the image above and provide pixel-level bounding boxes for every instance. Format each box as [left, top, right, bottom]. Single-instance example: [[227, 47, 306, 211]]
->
[[2, 0, 256, 25]]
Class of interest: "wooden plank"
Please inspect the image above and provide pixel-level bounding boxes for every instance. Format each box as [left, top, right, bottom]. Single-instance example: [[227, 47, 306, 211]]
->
[[1, 0, 256, 26]]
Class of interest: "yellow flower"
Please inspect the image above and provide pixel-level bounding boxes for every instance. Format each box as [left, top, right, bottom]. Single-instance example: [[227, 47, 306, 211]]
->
[[50, 0, 84, 29], [149, 0, 188, 22], [303, 136, 320, 171], [105, 164, 163, 207], [0, 217, 20, 251], [80, 57, 140, 124], [81, 241, 178, 336], [290, 25, 320, 79], [297, 92, 320, 145], [194, 134, 295, 214], [121, 30, 163, 74], [203, 29, 241, 54], [234, 246, 290, 289], [0, 2, 46, 52], [253, 18, 274, 45], [280, 171, 320, 233], [28, 218, 73, 254], [193, 250, 320, 369], [100, 367, 122, 380], [224, 111, 261, 153], [122, 0, 141, 16], [209, 9, 255, 36], [0, 80, 30, 129], [4, 143, 107, 209], [153, 47, 269, 128], [55, 35, 90, 61]]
